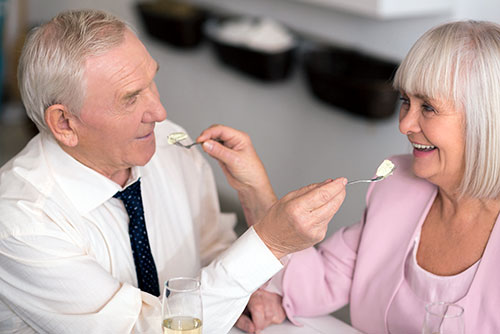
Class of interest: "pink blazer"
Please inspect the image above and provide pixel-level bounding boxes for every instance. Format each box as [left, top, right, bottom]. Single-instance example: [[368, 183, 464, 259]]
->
[[281, 154, 500, 333]]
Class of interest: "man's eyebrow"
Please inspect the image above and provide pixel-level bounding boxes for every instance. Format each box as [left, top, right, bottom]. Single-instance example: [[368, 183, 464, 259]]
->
[[123, 63, 159, 100], [123, 89, 141, 100]]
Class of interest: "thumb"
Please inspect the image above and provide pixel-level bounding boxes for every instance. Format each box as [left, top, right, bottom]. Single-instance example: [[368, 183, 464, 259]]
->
[[283, 179, 333, 201], [295, 177, 346, 213], [202, 140, 237, 165]]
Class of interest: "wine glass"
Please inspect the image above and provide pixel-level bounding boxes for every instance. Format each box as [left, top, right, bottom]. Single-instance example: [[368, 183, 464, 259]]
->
[[162, 277, 203, 334], [422, 302, 464, 334]]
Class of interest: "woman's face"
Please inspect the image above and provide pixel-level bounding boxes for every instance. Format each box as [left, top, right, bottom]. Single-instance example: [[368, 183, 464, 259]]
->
[[399, 91, 466, 192]]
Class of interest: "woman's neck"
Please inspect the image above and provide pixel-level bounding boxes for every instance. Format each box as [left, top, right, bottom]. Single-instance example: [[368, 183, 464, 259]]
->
[[435, 188, 500, 227]]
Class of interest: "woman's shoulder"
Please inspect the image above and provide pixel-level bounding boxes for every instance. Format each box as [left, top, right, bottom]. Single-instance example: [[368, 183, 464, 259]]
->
[[387, 154, 414, 179]]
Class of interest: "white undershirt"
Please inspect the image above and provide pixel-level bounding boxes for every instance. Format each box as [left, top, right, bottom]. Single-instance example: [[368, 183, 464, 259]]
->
[[387, 230, 479, 333]]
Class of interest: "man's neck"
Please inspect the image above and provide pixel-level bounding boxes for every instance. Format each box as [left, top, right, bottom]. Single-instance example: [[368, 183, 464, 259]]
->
[[58, 142, 131, 187], [110, 168, 131, 187]]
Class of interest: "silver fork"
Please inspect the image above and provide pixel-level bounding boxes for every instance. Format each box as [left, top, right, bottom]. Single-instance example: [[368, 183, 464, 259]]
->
[[174, 138, 223, 149], [347, 175, 386, 185], [174, 141, 202, 149]]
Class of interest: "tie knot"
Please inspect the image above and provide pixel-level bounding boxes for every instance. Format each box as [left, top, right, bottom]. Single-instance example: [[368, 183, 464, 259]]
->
[[114, 179, 141, 202]]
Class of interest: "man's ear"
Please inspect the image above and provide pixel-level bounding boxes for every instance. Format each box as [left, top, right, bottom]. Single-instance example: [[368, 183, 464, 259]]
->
[[44, 104, 79, 147]]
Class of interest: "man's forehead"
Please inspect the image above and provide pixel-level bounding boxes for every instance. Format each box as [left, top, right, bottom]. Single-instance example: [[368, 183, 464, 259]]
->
[[81, 40, 157, 106], [84, 37, 155, 84]]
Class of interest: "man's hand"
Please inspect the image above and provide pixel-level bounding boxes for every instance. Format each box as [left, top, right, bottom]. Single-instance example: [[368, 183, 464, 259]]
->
[[235, 289, 286, 333], [254, 177, 346, 259], [198, 125, 277, 226], [198, 124, 347, 258]]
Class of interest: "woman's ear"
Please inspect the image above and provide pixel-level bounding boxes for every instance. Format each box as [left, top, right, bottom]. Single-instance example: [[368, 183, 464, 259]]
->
[[44, 104, 79, 147]]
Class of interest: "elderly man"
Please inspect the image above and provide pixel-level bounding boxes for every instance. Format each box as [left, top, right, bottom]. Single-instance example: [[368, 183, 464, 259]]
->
[[0, 9, 346, 334]]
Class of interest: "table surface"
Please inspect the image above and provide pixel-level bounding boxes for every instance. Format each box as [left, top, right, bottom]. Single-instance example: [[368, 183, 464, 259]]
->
[[229, 315, 363, 334]]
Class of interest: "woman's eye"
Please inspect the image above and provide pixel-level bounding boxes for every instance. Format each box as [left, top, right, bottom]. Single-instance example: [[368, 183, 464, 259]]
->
[[399, 96, 410, 105], [422, 104, 436, 113]]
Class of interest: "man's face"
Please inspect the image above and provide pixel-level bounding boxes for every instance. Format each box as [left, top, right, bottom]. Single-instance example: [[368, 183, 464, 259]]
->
[[70, 29, 166, 180]]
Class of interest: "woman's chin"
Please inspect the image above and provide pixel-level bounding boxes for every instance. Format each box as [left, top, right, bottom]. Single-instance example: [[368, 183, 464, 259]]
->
[[412, 163, 434, 181]]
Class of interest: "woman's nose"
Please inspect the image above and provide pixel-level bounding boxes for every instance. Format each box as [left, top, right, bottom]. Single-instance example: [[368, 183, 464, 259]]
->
[[399, 107, 420, 135]]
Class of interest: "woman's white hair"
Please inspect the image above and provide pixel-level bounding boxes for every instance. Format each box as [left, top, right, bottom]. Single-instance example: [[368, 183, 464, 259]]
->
[[18, 9, 130, 133], [394, 20, 500, 199]]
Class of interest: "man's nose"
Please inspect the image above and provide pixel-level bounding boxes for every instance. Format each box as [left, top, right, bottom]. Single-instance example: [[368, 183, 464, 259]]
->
[[144, 91, 167, 123]]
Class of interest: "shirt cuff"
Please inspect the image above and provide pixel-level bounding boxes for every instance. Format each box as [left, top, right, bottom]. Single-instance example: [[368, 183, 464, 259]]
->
[[262, 270, 284, 295], [216, 226, 283, 293]]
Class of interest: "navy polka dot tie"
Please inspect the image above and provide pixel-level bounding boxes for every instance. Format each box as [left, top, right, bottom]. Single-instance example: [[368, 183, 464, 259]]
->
[[114, 179, 160, 297]]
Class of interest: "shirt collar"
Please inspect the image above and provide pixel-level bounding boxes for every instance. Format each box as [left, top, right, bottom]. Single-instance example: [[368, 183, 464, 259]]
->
[[42, 133, 143, 215]]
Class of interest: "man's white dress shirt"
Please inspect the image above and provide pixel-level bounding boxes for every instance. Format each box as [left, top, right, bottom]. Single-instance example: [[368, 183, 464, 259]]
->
[[0, 120, 282, 333]]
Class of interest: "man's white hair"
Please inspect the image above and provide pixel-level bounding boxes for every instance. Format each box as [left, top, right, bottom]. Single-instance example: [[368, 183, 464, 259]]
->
[[18, 9, 130, 133]]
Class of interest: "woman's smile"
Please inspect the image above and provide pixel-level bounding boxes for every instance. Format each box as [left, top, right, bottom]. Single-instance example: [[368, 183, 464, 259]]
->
[[411, 142, 437, 158]]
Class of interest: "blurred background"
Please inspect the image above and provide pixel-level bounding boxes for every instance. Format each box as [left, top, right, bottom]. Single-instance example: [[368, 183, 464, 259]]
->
[[1, 0, 499, 322]]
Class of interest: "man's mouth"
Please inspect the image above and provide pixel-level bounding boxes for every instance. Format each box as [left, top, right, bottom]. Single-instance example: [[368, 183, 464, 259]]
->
[[137, 131, 153, 140], [412, 143, 436, 152]]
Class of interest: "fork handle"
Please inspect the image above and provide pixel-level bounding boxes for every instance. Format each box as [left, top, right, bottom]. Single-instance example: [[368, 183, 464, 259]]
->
[[179, 139, 224, 149], [346, 179, 372, 185], [185, 142, 202, 149]]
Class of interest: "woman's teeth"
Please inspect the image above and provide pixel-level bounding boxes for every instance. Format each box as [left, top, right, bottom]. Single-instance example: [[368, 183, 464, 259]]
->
[[412, 143, 436, 151]]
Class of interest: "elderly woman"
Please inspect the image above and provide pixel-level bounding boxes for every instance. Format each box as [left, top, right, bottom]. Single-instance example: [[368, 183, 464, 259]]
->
[[199, 20, 500, 333]]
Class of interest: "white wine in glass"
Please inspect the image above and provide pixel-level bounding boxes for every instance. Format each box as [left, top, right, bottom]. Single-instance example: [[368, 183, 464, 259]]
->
[[163, 316, 202, 334], [162, 277, 203, 334]]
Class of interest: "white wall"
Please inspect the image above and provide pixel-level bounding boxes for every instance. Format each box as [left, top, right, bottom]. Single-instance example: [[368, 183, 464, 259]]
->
[[23, 0, 500, 237], [193, 0, 500, 60]]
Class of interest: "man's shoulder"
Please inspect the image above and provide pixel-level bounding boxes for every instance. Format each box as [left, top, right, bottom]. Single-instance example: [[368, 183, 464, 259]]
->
[[0, 173, 51, 239], [0, 134, 46, 195], [0, 134, 57, 233]]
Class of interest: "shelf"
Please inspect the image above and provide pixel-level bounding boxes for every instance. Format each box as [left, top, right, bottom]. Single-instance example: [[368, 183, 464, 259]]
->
[[296, 0, 454, 19]]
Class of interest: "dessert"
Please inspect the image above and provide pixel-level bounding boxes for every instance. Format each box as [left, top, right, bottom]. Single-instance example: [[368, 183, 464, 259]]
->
[[376, 159, 395, 178], [167, 132, 188, 145]]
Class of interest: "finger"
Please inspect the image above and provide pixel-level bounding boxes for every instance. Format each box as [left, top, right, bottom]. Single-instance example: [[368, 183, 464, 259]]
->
[[282, 179, 334, 201], [272, 307, 287, 323], [308, 187, 346, 223], [295, 177, 347, 213], [264, 307, 279, 325], [196, 124, 223, 142], [201, 126, 252, 152], [251, 308, 267, 331], [197, 124, 241, 145], [235, 314, 256, 333]]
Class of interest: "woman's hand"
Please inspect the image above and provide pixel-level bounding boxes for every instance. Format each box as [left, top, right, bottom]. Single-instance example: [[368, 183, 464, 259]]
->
[[197, 125, 277, 226], [235, 289, 286, 333]]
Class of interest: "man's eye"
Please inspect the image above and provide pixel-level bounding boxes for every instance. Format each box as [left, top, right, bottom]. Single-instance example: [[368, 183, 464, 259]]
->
[[127, 95, 138, 105]]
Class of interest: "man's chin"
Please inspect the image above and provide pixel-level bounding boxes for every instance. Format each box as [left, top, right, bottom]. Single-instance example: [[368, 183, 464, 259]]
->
[[135, 142, 156, 166]]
